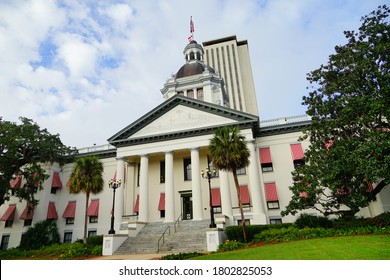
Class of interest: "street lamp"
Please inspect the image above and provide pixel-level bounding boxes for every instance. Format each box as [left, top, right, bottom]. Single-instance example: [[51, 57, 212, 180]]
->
[[108, 179, 122, 234], [201, 167, 217, 228]]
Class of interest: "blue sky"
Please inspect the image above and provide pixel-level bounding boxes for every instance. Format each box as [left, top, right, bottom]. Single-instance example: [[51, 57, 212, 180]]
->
[[0, 0, 385, 148]]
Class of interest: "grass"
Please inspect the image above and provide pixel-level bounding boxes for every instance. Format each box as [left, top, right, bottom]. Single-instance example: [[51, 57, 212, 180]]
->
[[192, 235, 390, 260]]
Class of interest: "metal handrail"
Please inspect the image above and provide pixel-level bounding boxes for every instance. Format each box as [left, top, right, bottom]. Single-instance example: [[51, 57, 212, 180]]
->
[[173, 214, 182, 232], [157, 226, 170, 253]]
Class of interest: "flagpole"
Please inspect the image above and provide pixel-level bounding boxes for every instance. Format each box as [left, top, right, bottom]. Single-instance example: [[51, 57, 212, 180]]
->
[[190, 16, 194, 41]]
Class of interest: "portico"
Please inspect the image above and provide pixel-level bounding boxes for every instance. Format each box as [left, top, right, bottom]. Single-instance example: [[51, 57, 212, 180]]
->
[[108, 95, 267, 227]]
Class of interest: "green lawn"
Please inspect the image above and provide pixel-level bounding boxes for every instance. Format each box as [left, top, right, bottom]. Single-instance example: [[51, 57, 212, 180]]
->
[[193, 235, 390, 260]]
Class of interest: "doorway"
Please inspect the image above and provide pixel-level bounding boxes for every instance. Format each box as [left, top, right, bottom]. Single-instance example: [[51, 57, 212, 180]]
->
[[181, 193, 193, 220]]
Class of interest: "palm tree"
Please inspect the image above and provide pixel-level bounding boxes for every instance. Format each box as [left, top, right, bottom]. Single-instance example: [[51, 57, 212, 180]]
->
[[208, 126, 250, 242], [68, 156, 104, 242]]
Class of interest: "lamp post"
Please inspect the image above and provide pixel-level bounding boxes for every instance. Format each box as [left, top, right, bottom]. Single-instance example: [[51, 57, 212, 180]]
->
[[201, 168, 217, 228], [108, 179, 122, 234]]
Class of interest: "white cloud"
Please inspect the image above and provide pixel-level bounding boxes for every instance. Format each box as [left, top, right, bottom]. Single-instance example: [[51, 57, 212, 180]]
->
[[0, 0, 385, 147]]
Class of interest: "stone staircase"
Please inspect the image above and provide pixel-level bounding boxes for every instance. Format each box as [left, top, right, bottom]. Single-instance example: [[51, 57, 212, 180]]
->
[[114, 219, 210, 255]]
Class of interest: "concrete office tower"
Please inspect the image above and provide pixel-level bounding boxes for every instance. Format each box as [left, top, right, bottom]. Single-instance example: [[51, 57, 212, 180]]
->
[[203, 36, 259, 116]]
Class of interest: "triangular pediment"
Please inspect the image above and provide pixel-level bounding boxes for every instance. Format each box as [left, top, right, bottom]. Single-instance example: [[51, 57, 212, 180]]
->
[[108, 95, 258, 147], [131, 104, 237, 138]]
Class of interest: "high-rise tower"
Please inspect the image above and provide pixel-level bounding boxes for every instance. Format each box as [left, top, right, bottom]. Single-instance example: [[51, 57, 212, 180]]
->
[[203, 36, 259, 116]]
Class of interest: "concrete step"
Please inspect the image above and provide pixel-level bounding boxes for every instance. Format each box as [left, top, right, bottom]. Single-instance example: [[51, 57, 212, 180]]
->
[[114, 219, 211, 255]]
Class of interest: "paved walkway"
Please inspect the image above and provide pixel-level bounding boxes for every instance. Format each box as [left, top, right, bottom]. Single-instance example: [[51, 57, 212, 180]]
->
[[88, 253, 167, 260]]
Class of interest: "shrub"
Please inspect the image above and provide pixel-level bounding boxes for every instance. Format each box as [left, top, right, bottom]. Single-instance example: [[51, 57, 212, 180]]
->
[[161, 252, 204, 260], [254, 225, 390, 243], [86, 235, 103, 246], [217, 240, 248, 252], [19, 220, 60, 250], [295, 214, 333, 229], [225, 223, 293, 242]]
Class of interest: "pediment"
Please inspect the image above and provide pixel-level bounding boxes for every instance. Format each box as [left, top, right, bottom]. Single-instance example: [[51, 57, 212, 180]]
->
[[108, 95, 258, 147], [131, 104, 236, 138]]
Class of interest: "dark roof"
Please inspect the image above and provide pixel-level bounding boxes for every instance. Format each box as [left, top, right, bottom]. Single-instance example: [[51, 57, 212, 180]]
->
[[175, 61, 215, 79]]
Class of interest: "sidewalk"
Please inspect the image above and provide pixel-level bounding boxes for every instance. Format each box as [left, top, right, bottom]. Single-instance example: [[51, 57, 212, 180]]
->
[[88, 253, 167, 260]]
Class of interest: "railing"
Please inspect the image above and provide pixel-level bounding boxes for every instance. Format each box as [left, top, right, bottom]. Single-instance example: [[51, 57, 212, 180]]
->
[[173, 214, 182, 232], [157, 225, 171, 253], [259, 114, 311, 127], [156, 214, 182, 253]]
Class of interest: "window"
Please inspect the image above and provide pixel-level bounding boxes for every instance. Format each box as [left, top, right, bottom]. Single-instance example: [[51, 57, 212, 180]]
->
[[1, 204, 16, 227], [158, 193, 165, 218], [265, 183, 280, 210], [137, 163, 140, 186], [160, 161, 165, 183], [183, 158, 192, 181], [0, 235, 10, 251], [88, 230, 97, 237], [20, 205, 34, 226], [51, 172, 62, 194], [238, 219, 250, 226], [87, 199, 99, 223], [260, 148, 273, 172], [267, 201, 280, 209], [290, 143, 305, 168], [261, 163, 273, 172], [46, 202, 58, 220], [236, 167, 246, 175], [63, 232, 72, 243], [293, 159, 305, 169], [270, 218, 282, 224], [5, 220, 13, 228], [62, 201, 76, 224]]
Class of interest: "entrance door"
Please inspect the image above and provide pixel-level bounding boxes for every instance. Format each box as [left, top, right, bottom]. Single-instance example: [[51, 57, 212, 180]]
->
[[182, 193, 193, 220]]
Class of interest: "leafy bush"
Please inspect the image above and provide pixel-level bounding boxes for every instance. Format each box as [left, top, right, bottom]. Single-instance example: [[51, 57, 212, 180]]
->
[[254, 226, 390, 243], [225, 223, 293, 242], [161, 252, 204, 260], [295, 214, 333, 229], [19, 220, 60, 250], [0, 242, 102, 259], [333, 212, 390, 228], [86, 235, 103, 246], [217, 239, 248, 252]]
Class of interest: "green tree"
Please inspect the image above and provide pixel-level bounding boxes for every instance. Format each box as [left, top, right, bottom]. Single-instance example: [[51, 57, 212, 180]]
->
[[68, 156, 104, 242], [208, 126, 250, 242], [282, 5, 390, 218], [0, 117, 77, 207], [19, 220, 60, 250]]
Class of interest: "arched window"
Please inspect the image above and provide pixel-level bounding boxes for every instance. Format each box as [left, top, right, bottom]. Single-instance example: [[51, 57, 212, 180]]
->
[[189, 52, 195, 60], [196, 52, 201, 60]]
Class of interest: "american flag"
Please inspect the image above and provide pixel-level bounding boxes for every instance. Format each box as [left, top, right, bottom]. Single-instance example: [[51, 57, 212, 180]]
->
[[190, 16, 194, 33]]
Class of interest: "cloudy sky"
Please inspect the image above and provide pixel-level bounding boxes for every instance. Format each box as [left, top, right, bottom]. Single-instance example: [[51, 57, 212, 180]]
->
[[0, 0, 385, 148]]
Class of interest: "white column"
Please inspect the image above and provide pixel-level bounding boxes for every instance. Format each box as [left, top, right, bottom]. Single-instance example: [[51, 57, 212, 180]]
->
[[139, 154, 149, 222], [247, 140, 267, 224], [219, 170, 233, 218], [115, 157, 125, 229], [191, 147, 203, 220], [165, 151, 175, 222]]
